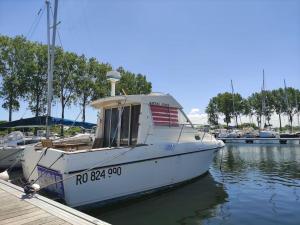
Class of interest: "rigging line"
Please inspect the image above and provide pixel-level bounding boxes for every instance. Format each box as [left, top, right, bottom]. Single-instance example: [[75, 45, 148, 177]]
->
[[39, 146, 138, 190], [26, 147, 49, 182], [49, 6, 75, 100], [26, 4, 46, 40], [7, 151, 23, 172], [31, 152, 64, 184], [25, 4, 44, 38]]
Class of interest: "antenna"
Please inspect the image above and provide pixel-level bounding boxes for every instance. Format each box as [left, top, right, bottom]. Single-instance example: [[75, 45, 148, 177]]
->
[[106, 71, 121, 97]]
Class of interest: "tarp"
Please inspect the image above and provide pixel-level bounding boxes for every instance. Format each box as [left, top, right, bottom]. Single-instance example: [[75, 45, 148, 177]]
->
[[0, 116, 96, 129]]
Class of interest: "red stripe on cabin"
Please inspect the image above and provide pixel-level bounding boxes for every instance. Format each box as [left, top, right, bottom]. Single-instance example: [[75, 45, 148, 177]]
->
[[150, 104, 179, 126]]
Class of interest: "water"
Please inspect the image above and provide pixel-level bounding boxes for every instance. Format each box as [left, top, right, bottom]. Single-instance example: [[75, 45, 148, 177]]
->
[[84, 145, 300, 225]]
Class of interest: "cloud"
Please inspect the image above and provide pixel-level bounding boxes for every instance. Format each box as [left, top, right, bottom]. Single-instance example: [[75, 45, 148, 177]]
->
[[187, 108, 208, 125]]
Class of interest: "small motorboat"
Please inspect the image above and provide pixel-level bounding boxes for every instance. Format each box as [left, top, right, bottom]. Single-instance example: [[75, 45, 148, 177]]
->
[[22, 92, 224, 208]]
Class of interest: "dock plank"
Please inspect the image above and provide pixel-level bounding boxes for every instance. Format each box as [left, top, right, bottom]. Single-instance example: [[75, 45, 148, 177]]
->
[[0, 180, 110, 225]]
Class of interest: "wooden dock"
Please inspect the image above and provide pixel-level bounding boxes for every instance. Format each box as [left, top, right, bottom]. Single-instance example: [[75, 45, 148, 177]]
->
[[0, 180, 110, 225]]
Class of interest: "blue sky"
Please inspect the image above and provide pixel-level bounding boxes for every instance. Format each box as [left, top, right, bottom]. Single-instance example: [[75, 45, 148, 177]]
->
[[0, 0, 299, 124]]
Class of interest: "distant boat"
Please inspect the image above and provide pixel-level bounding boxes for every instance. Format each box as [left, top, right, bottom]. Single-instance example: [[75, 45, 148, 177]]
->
[[0, 117, 96, 169], [0, 131, 41, 168]]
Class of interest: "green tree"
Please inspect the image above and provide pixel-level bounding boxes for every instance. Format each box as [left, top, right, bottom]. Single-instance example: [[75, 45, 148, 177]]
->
[[54, 49, 78, 136], [215, 92, 234, 127], [0, 35, 29, 121], [206, 97, 219, 125], [25, 43, 48, 117], [117, 67, 152, 95], [247, 92, 263, 128], [270, 88, 286, 131]]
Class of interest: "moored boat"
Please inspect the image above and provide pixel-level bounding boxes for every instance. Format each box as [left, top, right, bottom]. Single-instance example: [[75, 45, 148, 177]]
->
[[22, 92, 224, 208]]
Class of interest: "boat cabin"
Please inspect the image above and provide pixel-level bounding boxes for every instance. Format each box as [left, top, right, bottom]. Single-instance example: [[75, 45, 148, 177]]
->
[[90, 93, 195, 149], [41, 93, 196, 151]]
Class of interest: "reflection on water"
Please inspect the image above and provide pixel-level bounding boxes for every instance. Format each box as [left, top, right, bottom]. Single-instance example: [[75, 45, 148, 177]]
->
[[86, 145, 300, 225], [85, 173, 228, 225]]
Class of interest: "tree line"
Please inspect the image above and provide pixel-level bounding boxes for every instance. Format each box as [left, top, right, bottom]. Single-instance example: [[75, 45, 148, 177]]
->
[[0, 35, 152, 135], [206, 87, 300, 131]]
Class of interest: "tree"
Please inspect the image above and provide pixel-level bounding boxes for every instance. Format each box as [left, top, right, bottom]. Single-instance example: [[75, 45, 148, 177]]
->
[[54, 49, 78, 136], [283, 87, 299, 132], [25, 43, 48, 117], [206, 97, 219, 125], [117, 67, 152, 95], [215, 92, 234, 127], [270, 88, 286, 131], [247, 92, 263, 128], [0, 35, 29, 121]]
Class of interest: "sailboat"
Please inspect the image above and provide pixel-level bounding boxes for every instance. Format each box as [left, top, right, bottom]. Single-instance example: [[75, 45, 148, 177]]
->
[[259, 70, 278, 138]]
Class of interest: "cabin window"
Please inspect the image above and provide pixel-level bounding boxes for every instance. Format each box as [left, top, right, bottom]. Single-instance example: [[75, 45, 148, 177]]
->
[[120, 106, 130, 146], [130, 105, 141, 145], [110, 108, 119, 146], [103, 108, 112, 147], [103, 105, 140, 147]]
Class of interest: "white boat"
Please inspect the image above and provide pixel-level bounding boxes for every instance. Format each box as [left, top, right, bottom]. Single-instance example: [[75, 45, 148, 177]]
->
[[0, 131, 42, 168], [22, 93, 224, 208], [259, 130, 278, 138]]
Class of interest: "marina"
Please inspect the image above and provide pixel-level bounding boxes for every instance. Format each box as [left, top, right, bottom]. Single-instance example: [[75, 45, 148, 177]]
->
[[0, 0, 300, 224], [219, 137, 300, 145]]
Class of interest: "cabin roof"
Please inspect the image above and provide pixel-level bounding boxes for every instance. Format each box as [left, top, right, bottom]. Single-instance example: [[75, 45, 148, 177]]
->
[[90, 93, 183, 109]]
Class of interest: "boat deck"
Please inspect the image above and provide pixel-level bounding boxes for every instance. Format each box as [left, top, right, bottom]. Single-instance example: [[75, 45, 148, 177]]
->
[[0, 180, 110, 225]]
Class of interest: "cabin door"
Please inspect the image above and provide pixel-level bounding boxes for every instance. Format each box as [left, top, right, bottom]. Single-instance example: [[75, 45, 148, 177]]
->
[[103, 105, 140, 147]]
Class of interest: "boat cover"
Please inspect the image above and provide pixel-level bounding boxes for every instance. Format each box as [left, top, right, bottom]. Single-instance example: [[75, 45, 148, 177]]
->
[[0, 116, 96, 129]]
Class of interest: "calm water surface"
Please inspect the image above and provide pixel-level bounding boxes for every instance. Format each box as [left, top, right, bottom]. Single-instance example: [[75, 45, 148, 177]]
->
[[85, 145, 300, 225]]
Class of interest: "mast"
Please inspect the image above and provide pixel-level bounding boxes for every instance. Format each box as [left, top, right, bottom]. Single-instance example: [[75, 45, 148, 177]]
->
[[296, 94, 299, 128], [46, 0, 59, 138], [261, 70, 266, 129], [284, 79, 292, 133], [231, 79, 237, 127]]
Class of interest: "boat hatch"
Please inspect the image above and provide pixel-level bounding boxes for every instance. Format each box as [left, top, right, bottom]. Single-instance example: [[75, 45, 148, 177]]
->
[[103, 104, 141, 147]]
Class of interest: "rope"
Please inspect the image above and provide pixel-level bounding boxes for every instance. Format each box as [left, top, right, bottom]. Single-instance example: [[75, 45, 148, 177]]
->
[[26, 147, 49, 182], [31, 153, 64, 185], [7, 151, 23, 172], [26, 5, 46, 39]]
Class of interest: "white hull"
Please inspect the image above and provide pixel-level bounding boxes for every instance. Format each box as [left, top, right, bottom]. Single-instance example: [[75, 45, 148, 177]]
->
[[23, 143, 221, 208], [0, 146, 24, 168]]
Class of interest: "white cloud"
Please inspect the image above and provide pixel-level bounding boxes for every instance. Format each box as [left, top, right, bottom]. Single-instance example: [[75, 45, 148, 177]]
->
[[187, 108, 208, 125], [190, 108, 200, 114]]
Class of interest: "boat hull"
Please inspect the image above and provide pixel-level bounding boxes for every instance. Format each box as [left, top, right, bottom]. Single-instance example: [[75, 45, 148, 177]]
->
[[65, 147, 219, 207], [23, 143, 222, 208]]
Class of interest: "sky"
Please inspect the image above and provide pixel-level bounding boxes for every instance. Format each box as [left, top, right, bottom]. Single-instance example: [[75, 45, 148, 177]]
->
[[0, 0, 299, 126]]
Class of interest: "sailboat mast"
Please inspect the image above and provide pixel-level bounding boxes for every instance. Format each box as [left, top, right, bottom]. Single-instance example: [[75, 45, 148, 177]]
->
[[261, 70, 266, 129], [231, 79, 237, 127], [46, 0, 59, 138], [284, 79, 293, 133]]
